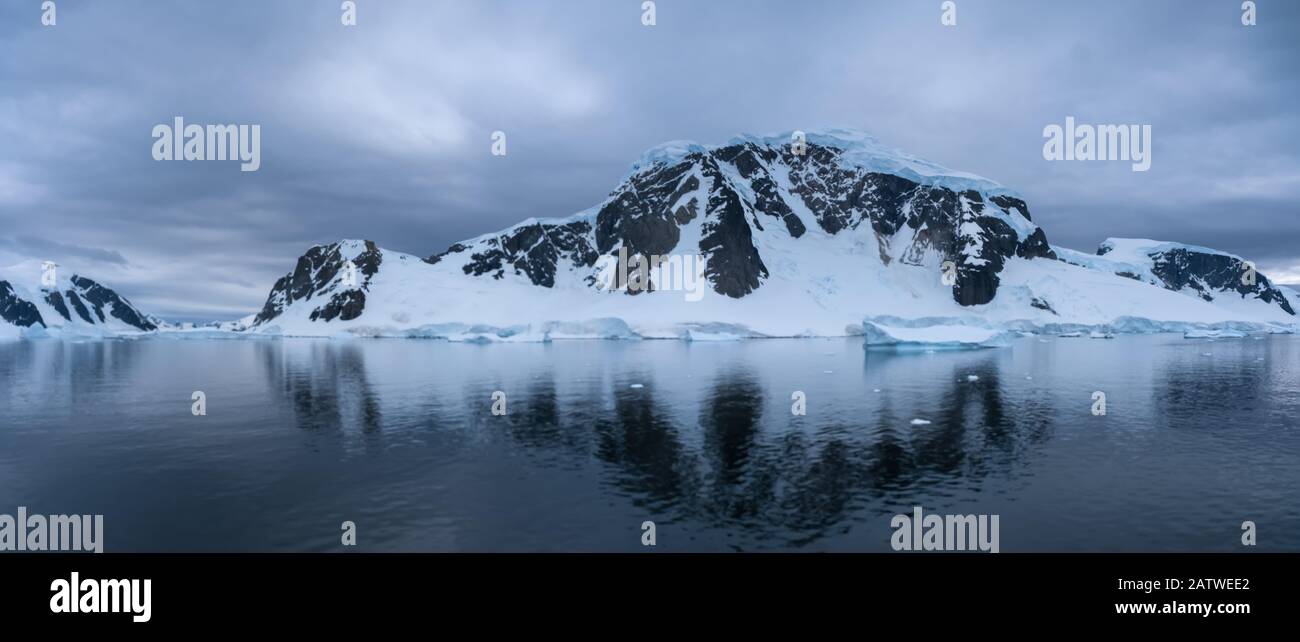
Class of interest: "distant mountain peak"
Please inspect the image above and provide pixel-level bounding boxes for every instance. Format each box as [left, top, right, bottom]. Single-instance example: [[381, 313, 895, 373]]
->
[[0, 263, 157, 335]]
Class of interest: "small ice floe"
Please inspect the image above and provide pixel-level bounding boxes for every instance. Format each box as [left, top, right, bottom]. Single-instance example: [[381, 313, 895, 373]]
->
[[1057, 331, 1084, 338], [1183, 329, 1247, 339], [1088, 331, 1115, 339], [965, 375, 980, 382], [1201, 352, 1212, 357], [823, 370, 834, 374], [873, 388, 882, 393], [1025, 375, 1033, 380], [910, 418, 932, 426], [629, 383, 645, 389]]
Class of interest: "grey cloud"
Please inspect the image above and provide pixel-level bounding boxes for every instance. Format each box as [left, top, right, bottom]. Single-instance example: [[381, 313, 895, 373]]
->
[[0, 236, 129, 266], [1, 0, 1297, 319]]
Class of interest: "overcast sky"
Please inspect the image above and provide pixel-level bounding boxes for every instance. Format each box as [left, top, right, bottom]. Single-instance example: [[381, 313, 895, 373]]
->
[[1, 0, 1297, 321]]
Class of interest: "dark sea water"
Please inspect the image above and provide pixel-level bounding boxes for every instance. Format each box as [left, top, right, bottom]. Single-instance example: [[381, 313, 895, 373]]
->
[[0, 334, 1296, 552]]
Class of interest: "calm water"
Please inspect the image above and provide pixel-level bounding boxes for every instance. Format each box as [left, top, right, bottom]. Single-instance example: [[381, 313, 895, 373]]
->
[[0, 334, 1297, 552]]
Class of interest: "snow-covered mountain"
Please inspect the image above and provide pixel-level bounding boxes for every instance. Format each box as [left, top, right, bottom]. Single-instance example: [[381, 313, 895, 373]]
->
[[245, 129, 1297, 340], [0, 261, 157, 339], [1055, 239, 1296, 317], [4, 129, 1291, 342]]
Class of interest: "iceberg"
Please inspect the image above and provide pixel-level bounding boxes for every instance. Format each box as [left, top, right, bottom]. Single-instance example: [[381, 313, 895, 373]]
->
[[862, 319, 1013, 350], [1183, 328, 1248, 339]]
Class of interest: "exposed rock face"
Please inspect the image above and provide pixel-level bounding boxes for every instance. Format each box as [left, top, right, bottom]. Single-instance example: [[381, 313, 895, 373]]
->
[[0, 281, 45, 327], [254, 240, 383, 325], [420, 131, 1053, 305], [44, 290, 74, 322], [68, 275, 158, 330], [1096, 240, 1295, 316], [442, 220, 599, 289]]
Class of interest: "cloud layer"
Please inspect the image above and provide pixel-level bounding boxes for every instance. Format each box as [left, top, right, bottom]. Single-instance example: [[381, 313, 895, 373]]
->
[[2, 0, 1297, 320]]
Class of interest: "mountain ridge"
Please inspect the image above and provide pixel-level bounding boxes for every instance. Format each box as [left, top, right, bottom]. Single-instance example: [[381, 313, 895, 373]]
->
[[3, 129, 1296, 341], [0, 261, 157, 338], [238, 129, 1295, 340]]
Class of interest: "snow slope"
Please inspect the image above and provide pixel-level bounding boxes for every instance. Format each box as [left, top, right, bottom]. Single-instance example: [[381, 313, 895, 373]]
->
[[245, 238, 1296, 341], [244, 129, 1296, 341], [0, 260, 157, 338], [1054, 238, 1296, 321]]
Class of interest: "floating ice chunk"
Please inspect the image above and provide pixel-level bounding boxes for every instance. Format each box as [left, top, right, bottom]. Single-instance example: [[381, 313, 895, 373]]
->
[[862, 319, 1013, 350], [629, 384, 644, 389], [1183, 328, 1247, 339], [153, 327, 276, 340], [542, 318, 639, 340], [966, 375, 980, 382], [910, 418, 932, 426]]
